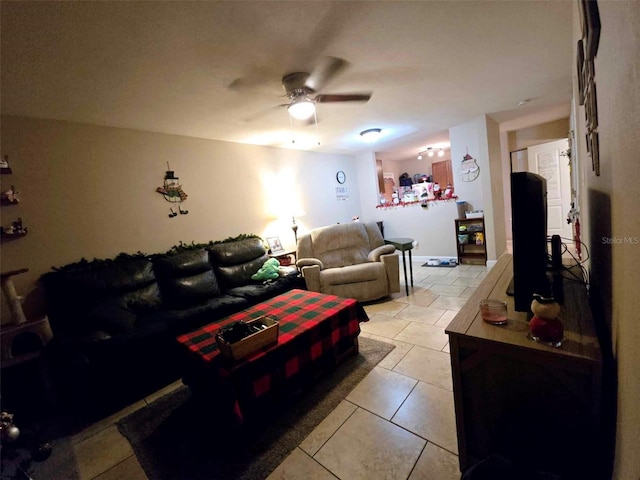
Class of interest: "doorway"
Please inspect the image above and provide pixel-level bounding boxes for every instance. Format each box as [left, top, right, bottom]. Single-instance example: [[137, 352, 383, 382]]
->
[[506, 138, 572, 249], [526, 139, 573, 243]]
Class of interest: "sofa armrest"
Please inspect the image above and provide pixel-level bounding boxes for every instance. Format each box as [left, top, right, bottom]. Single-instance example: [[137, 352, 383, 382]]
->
[[381, 254, 401, 294], [300, 264, 321, 293], [368, 244, 396, 262], [296, 257, 324, 269]]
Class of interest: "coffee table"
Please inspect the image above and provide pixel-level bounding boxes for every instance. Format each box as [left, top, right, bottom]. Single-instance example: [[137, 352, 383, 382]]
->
[[176, 289, 369, 422]]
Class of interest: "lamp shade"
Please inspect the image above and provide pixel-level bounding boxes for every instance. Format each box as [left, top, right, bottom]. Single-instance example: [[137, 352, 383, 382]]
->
[[288, 96, 316, 120]]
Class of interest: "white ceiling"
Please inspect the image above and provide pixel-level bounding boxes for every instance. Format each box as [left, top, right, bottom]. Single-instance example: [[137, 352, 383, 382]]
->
[[1, 1, 573, 162]]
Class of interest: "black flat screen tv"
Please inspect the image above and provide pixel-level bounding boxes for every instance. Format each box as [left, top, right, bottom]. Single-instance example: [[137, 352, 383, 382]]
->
[[510, 172, 550, 312]]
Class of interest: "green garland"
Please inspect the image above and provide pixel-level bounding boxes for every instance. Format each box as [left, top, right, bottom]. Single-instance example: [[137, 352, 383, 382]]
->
[[51, 252, 150, 273], [51, 234, 265, 272]]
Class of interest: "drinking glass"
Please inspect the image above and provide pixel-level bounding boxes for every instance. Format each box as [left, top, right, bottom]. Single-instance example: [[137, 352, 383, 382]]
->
[[479, 299, 508, 325]]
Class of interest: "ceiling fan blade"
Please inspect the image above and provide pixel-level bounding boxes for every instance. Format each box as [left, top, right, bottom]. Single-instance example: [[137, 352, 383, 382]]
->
[[315, 93, 372, 103], [241, 104, 287, 123], [227, 65, 283, 93], [305, 56, 349, 92], [228, 77, 262, 91]]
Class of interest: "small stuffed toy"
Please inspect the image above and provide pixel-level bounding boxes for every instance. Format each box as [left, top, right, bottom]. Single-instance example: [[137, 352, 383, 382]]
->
[[251, 258, 281, 281]]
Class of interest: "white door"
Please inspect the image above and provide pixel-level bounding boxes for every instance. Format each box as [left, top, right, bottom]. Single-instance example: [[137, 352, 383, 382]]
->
[[527, 139, 573, 242]]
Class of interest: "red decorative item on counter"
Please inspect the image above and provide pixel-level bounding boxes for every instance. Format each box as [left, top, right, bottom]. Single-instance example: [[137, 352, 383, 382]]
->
[[529, 295, 564, 347]]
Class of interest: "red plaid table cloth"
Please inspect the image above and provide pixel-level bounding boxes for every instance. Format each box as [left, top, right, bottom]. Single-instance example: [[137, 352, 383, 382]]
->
[[176, 289, 369, 420]]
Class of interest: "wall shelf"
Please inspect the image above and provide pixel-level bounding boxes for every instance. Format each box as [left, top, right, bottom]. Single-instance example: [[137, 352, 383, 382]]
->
[[1, 233, 28, 242], [1, 157, 28, 237], [455, 217, 486, 265]]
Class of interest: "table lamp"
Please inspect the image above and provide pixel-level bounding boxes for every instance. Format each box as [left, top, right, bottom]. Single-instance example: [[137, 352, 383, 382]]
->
[[290, 208, 305, 245]]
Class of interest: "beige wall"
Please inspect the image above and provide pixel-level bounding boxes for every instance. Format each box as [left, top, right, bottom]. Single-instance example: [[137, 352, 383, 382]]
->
[[0, 116, 359, 320], [571, 2, 640, 479], [449, 114, 504, 262], [483, 116, 506, 260], [508, 117, 569, 151]]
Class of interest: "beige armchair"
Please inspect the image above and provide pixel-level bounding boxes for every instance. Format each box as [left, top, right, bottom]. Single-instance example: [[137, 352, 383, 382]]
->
[[296, 222, 400, 302]]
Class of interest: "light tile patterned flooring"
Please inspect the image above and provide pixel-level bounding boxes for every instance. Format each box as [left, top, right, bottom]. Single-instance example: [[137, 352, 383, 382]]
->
[[68, 261, 489, 480]]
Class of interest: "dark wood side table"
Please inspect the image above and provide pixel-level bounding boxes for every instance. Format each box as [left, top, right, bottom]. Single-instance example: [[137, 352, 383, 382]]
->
[[384, 237, 414, 296], [445, 254, 604, 479]]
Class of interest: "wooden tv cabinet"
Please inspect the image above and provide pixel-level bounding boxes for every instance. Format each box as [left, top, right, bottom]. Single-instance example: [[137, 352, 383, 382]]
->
[[446, 254, 603, 479]]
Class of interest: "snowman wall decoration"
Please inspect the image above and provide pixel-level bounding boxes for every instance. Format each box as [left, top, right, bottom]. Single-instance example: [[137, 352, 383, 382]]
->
[[156, 163, 189, 217]]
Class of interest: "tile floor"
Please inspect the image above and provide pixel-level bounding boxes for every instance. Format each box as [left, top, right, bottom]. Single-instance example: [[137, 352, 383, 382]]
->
[[65, 261, 489, 480]]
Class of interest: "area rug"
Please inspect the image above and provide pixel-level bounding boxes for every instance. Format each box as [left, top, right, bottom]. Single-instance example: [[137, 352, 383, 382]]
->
[[0, 423, 80, 480], [117, 336, 394, 480]]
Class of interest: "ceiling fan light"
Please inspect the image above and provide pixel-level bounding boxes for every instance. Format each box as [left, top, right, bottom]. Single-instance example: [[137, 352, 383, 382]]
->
[[438, 149, 445, 157], [418, 153, 423, 160], [288, 96, 316, 120], [427, 148, 435, 157], [360, 128, 382, 143]]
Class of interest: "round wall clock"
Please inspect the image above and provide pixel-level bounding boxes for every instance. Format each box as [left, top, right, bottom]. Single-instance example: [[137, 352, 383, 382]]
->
[[336, 171, 346, 184]]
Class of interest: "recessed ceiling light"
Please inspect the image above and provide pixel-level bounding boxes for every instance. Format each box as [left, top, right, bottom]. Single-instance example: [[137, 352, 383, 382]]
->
[[360, 128, 382, 143]]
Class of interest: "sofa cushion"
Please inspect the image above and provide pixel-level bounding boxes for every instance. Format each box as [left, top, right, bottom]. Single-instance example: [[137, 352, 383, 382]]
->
[[153, 249, 220, 309], [208, 237, 268, 289], [138, 294, 248, 334], [42, 257, 160, 333], [320, 262, 386, 286], [87, 300, 138, 334], [226, 271, 304, 303], [69, 258, 158, 294], [123, 283, 163, 312], [309, 223, 371, 269]]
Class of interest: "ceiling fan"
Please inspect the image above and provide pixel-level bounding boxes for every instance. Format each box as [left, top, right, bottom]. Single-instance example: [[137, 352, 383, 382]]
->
[[236, 57, 372, 122], [282, 57, 372, 121]]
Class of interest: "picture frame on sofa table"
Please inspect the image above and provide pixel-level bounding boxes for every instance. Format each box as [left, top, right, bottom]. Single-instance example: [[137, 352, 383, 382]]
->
[[266, 236, 284, 253]]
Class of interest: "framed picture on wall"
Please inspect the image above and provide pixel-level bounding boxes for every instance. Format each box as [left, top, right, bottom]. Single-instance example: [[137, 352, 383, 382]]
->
[[582, 0, 601, 60], [266, 236, 284, 253], [576, 39, 585, 106]]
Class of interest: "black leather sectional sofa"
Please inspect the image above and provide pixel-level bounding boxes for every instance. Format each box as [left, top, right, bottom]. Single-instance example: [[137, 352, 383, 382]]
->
[[40, 236, 303, 415]]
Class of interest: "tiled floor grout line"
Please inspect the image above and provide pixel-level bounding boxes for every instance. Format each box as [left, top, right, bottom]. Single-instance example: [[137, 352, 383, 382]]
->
[[91, 454, 136, 480], [405, 440, 429, 480], [301, 447, 340, 479], [346, 386, 451, 449], [387, 375, 420, 422], [307, 399, 360, 460]]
